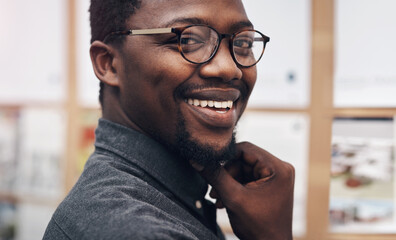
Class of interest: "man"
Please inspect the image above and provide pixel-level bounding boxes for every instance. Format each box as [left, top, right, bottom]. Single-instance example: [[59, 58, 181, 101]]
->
[[44, 0, 295, 239]]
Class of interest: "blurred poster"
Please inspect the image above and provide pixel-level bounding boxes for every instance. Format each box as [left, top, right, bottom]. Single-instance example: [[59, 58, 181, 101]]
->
[[77, 110, 100, 172], [0, 201, 16, 240], [236, 112, 310, 237], [243, 0, 311, 108], [329, 118, 396, 233], [334, 0, 396, 107], [76, 0, 101, 108], [14, 108, 66, 199], [15, 203, 56, 240], [0, 110, 18, 192], [0, 0, 67, 104]]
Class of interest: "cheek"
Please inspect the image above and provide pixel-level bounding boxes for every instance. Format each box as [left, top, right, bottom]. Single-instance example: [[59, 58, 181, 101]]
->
[[120, 52, 195, 131], [243, 67, 257, 97]]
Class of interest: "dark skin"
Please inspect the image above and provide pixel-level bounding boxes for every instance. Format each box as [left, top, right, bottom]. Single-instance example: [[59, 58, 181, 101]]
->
[[194, 142, 294, 240], [90, 0, 294, 239]]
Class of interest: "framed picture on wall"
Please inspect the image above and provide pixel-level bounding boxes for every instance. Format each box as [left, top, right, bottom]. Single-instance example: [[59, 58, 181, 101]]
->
[[329, 118, 396, 233]]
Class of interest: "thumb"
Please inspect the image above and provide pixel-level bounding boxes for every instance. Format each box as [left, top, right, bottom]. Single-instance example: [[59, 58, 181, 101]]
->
[[193, 162, 242, 204]]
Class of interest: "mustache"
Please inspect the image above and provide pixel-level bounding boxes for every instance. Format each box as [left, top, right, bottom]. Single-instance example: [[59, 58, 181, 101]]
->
[[174, 82, 249, 101]]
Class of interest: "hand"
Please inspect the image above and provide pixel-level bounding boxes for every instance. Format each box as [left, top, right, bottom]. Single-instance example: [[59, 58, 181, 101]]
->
[[195, 142, 295, 240]]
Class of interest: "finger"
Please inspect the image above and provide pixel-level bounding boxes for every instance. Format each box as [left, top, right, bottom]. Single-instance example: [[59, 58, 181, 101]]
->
[[199, 165, 242, 204], [253, 161, 274, 180], [215, 199, 225, 209], [224, 160, 241, 176], [224, 158, 244, 182], [236, 142, 279, 166], [236, 142, 277, 179], [244, 172, 276, 188], [209, 188, 218, 199]]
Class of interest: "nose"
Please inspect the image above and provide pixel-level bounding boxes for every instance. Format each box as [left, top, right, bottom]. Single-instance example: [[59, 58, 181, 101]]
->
[[198, 39, 243, 82]]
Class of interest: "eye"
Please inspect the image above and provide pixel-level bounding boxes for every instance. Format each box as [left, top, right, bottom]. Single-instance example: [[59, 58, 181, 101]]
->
[[233, 37, 254, 57], [180, 37, 205, 45], [179, 35, 206, 53], [234, 38, 253, 48]]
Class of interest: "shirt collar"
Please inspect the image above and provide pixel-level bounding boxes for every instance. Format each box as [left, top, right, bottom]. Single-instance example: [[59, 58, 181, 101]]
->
[[94, 118, 208, 212]]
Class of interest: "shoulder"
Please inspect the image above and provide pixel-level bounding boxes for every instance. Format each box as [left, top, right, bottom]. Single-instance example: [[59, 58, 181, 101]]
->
[[46, 179, 199, 240], [45, 153, 199, 239], [44, 211, 198, 240]]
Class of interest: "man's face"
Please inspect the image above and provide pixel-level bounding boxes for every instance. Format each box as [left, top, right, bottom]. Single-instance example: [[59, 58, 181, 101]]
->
[[115, 0, 257, 166]]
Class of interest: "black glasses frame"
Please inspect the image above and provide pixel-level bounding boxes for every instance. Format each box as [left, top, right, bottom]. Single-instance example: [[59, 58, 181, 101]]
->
[[103, 24, 270, 68]]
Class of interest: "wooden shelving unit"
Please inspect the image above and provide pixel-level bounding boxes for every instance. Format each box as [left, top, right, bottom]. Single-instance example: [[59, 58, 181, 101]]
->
[[304, 1, 396, 239]]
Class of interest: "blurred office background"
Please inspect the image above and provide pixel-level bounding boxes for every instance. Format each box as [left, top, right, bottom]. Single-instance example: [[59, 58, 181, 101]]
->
[[0, 0, 395, 239]]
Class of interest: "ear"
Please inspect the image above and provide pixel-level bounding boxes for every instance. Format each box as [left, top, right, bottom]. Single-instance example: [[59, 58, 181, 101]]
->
[[90, 41, 120, 87]]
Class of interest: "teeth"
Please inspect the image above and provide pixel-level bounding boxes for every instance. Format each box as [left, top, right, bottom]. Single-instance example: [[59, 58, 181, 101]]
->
[[187, 98, 233, 109], [193, 99, 200, 106], [228, 101, 233, 108], [214, 101, 222, 108]]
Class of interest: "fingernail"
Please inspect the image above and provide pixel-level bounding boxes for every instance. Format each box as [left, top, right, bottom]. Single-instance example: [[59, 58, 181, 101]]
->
[[189, 160, 204, 171]]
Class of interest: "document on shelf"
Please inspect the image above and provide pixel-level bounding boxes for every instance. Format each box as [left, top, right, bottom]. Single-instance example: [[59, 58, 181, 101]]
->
[[334, 0, 396, 107], [242, 0, 311, 108], [0, 0, 67, 104], [329, 118, 396, 233], [14, 107, 66, 199]]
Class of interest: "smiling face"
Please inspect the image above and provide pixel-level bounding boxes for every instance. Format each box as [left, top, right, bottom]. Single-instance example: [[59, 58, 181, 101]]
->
[[106, 0, 257, 167]]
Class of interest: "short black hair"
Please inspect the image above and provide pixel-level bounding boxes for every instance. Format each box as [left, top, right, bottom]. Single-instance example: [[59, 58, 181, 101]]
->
[[89, 0, 142, 106]]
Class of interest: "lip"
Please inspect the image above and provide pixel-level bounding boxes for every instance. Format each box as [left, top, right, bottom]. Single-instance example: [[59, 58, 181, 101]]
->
[[182, 100, 238, 129], [179, 88, 241, 129], [184, 88, 241, 102]]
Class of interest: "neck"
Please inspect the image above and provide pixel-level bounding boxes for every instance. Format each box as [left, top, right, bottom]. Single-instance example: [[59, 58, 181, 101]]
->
[[101, 85, 147, 137]]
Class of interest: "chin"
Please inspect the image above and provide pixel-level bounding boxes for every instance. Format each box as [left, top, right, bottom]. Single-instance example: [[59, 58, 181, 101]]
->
[[175, 127, 237, 170], [153, 109, 237, 170], [195, 135, 233, 152]]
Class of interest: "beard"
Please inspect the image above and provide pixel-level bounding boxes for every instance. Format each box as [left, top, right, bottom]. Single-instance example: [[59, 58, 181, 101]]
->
[[155, 108, 237, 174], [174, 110, 237, 171]]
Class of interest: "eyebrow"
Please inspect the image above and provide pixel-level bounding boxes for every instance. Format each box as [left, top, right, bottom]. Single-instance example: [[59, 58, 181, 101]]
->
[[164, 17, 210, 27], [163, 17, 254, 32]]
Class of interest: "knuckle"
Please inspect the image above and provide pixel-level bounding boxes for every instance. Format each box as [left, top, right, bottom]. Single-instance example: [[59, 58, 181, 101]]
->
[[239, 141, 251, 146], [239, 141, 257, 151], [284, 162, 295, 174], [282, 162, 295, 183]]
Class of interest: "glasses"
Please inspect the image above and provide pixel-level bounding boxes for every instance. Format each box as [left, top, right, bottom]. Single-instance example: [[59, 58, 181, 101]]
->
[[103, 25, 270, 68]]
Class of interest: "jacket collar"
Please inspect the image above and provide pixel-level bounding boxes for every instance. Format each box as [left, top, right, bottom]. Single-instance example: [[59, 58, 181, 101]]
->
[[94, 118, 208, 214]]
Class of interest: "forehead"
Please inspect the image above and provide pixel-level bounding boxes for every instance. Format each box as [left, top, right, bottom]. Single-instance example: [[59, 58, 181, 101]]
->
[[127, 0, 251, 32]]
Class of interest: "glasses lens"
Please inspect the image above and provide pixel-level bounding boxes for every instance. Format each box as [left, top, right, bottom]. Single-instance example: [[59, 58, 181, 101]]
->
[[179, 26, 218, 64], [233, 30, 266, 67]]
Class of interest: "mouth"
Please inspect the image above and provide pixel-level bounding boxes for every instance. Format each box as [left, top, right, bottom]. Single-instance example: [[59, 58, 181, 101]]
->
[[181, 89, 240, 129], [185, 98, 233, 114]]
